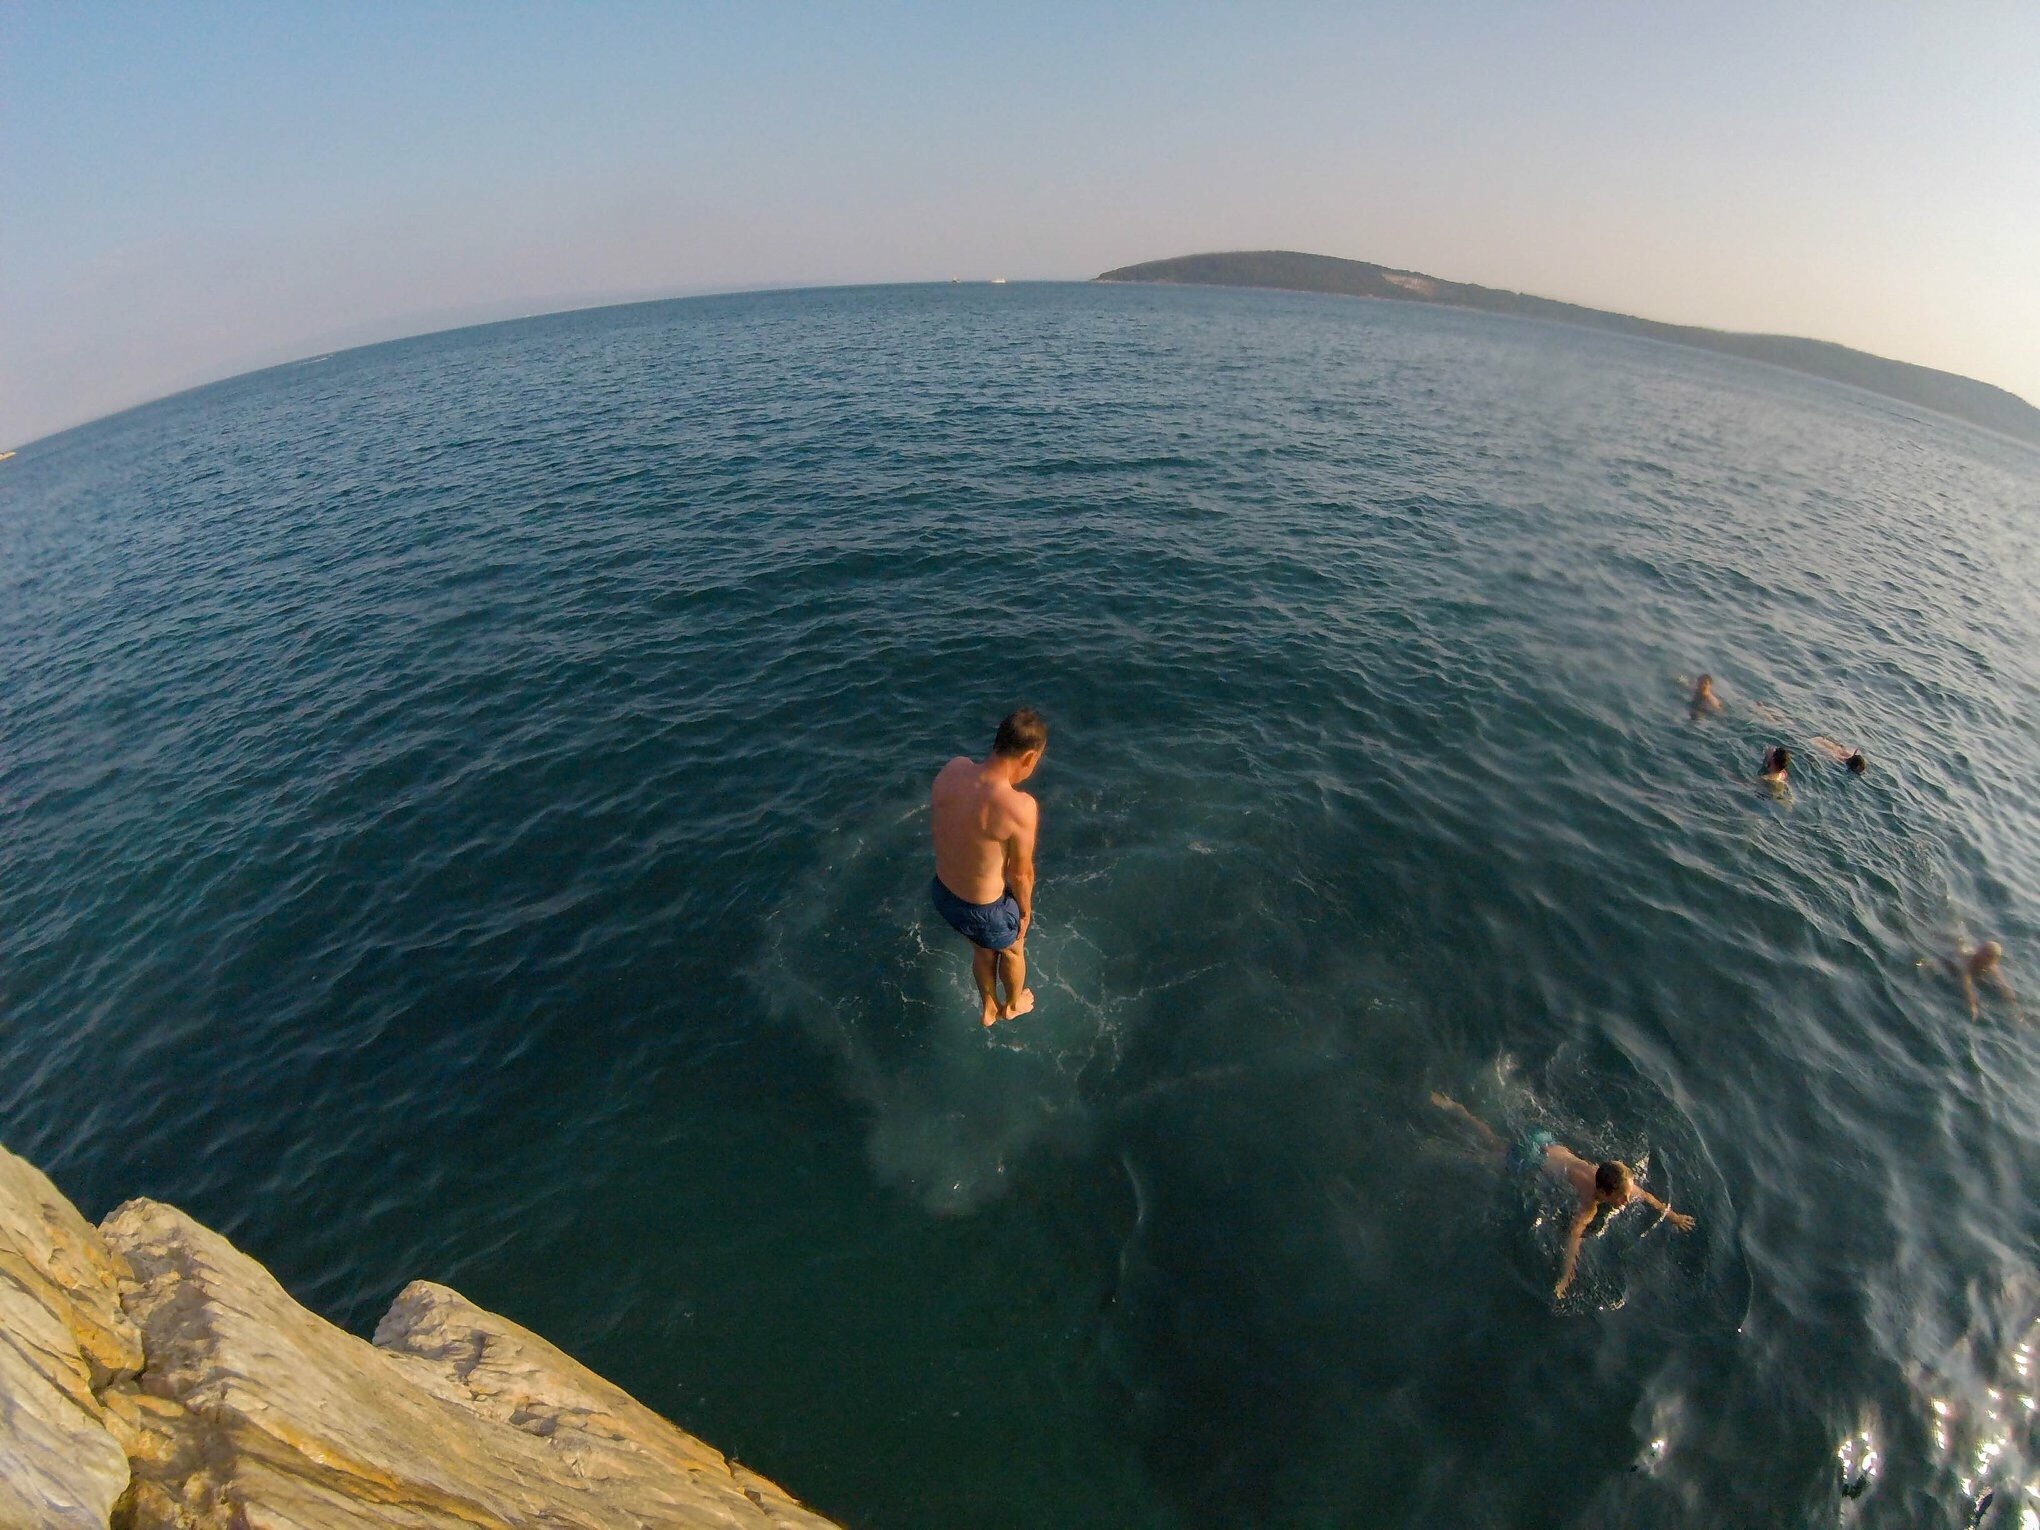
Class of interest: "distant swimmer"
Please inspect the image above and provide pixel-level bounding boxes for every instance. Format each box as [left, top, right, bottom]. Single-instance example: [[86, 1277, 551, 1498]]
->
[[1688, 674, 1725, 720], [1934, 939, 2017, 1021], [1809, 736, 1869, 775], [930, 708, 1046, 1027], [1430, 1093, 1695, 1300], [1759, 745, 1792, 792]]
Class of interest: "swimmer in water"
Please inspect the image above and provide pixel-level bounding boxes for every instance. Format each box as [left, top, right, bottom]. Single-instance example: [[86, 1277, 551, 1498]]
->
[[1430, 1093, 1695, 1299], [930, 708, 1045, 1026], [1809, 736, 1868, 775], [1688, 674, 1725, 720], [1937, 939, 2017, 1021], [1759, 745, 1791, 792]]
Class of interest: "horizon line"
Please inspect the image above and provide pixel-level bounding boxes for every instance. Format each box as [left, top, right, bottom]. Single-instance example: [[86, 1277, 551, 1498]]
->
[[10, 267, 2033, 455], [9, 276, 1088, 452]]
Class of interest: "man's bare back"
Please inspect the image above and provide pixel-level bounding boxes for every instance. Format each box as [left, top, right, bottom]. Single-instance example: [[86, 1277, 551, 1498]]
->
[[929, 709, 1046, 1026], [932, 758, 1034, 906]]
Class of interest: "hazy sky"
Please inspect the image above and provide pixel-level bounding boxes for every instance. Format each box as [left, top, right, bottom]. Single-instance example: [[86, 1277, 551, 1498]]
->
[[7, 2, 2038, 447]]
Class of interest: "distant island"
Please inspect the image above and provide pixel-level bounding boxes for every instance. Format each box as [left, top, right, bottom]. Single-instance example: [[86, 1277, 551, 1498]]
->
[[1097, 251, 2040, 450]]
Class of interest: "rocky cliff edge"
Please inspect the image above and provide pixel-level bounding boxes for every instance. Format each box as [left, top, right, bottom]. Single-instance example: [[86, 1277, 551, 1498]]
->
[[0, 1142, 845, 1530]]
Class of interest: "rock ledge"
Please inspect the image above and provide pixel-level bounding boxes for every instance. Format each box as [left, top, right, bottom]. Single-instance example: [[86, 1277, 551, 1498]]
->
[[0, 1143, 844, 1530]]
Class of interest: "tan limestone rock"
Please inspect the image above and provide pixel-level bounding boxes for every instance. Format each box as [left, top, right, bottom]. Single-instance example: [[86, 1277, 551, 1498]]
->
[[101, 1197, 845, 1530], [0, 1144, 136, 1530], [374, 1280, 841, 1529]]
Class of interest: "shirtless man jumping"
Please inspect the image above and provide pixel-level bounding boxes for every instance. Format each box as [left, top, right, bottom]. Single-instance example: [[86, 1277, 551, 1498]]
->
[[930, 708, 1046, 1026]]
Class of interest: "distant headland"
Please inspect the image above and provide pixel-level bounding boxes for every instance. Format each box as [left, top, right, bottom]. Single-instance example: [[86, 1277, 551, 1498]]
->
[[1097, 251, 2040, 450]]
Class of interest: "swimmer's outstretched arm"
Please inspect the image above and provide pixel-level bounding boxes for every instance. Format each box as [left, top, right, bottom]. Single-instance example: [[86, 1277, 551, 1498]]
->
[[1633, 1189, 1696, 1232], [1554, 1205, 1596, 1299], [1960, 970, 1981, 1020]]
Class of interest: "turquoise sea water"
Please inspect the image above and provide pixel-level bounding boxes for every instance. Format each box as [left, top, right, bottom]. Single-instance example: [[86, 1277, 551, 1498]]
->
[[3, 282, 2037, 1528]]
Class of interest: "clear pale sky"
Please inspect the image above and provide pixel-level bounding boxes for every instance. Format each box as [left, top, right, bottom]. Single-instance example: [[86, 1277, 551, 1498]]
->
[[7, 2, 2038, 447]]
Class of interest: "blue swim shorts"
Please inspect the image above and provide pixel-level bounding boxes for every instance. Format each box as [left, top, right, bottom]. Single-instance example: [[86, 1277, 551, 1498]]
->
[[930, 877, 1022, 952], [1507, 1128, 1556, 1178]]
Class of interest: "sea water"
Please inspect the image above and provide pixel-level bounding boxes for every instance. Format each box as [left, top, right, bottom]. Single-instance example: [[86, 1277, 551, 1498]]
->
[[2, 282, 2036, 1528]]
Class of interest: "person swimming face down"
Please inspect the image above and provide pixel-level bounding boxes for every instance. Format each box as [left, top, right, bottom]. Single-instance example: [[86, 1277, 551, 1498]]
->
[[1760, 745, 1791, 787], [1811, 736, 1869, 774], [1594, 1160, 1636, 1206], [1569, 1157, 1689, 1296], [1426, 1094, 1695, 1299]]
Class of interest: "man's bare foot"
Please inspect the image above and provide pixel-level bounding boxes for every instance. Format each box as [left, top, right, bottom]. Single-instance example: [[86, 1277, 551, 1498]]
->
[[980, 996, 1001, 1028], [998, 988, 1036, 1021]]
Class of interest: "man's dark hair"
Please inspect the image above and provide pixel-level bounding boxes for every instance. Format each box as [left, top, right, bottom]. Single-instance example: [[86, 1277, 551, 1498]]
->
[[1847, 751, 1867, 775], [1595, 1161, 1633, 1199], [992, 708, 1048, 759], [1765, 746, 1791, 773]]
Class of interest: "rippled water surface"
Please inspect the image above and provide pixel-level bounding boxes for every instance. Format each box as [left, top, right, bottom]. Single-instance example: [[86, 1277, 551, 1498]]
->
[[4, 283, 2038, 1528]]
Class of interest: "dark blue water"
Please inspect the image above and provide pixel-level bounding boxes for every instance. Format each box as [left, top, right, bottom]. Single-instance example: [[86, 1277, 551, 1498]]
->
[[4, 283, 2037, 1528]]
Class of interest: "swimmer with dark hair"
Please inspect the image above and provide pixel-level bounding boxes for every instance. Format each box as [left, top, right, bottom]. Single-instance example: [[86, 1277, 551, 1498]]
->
[[1937, 940, 2017, 1021], [1759, 745, 1791, 792], [1688, 674, 1724, 720], [1810, 736, 1868, 775], [1429, 1093, 1694, 1299]]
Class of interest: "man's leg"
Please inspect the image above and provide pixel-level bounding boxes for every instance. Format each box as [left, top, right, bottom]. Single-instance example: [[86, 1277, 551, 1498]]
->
[[996, 941, 1035, 1021], [1429, 1093, 1505, 1159], [972, 945, 999, 1028]]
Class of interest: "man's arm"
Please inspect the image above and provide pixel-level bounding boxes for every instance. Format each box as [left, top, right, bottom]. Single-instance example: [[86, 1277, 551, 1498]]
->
[[1634, 1190, 1696, 1232], [1004, 797, 1039, 940], [1554, 1205, 1596, 1298], [1960, 970, 1981, 1019]]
